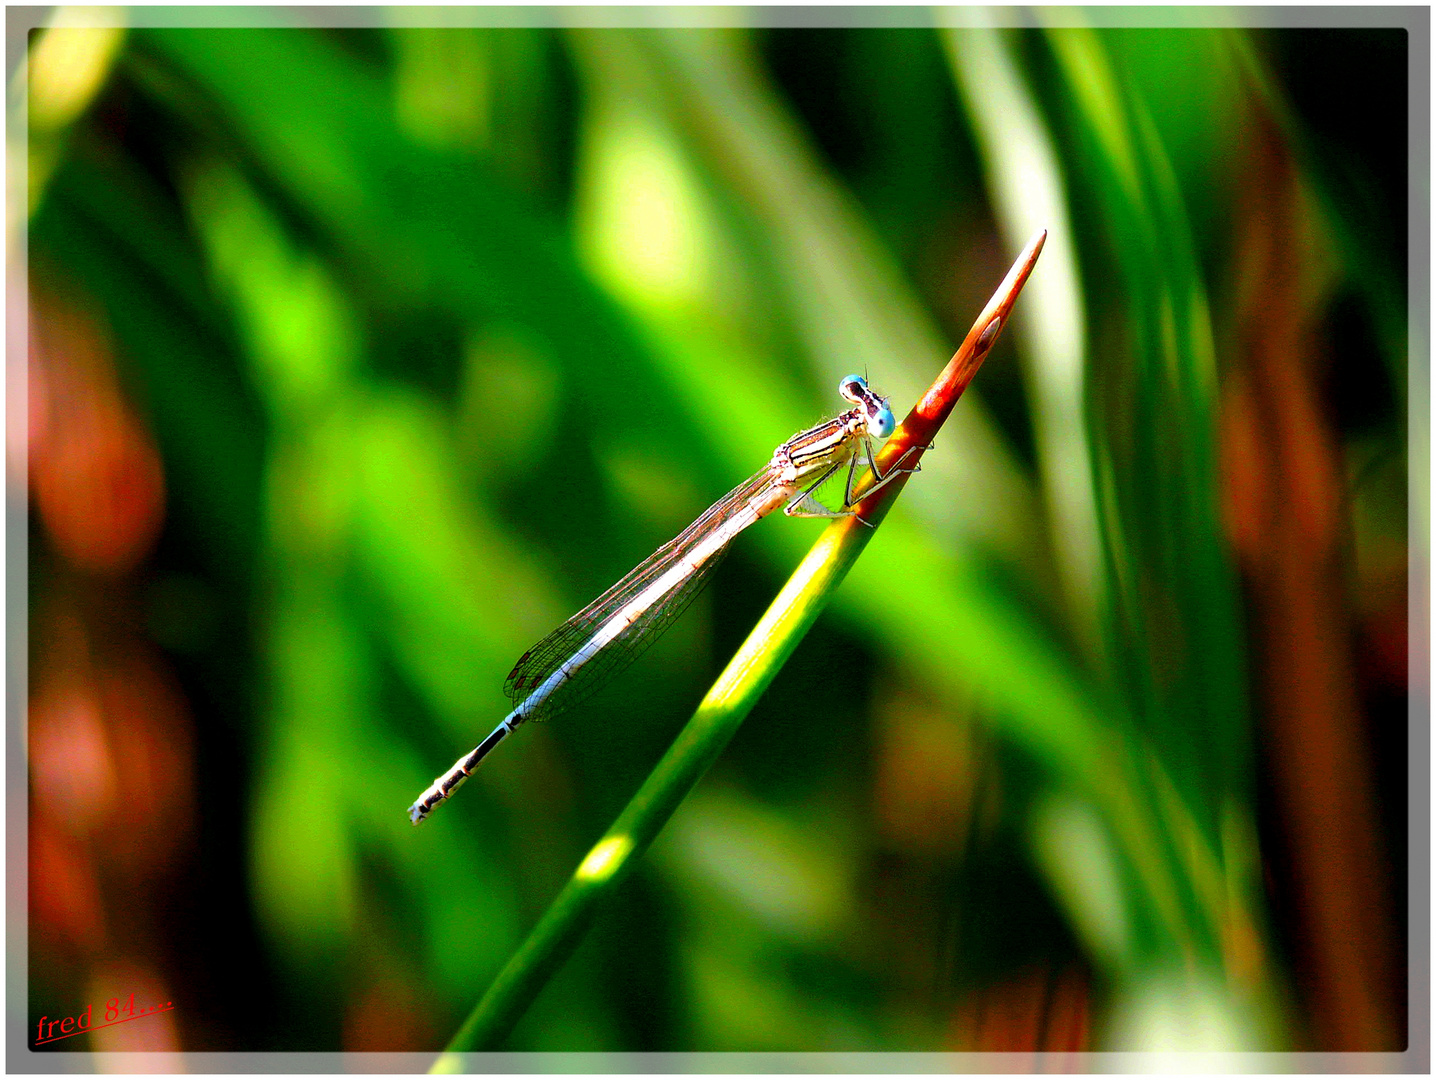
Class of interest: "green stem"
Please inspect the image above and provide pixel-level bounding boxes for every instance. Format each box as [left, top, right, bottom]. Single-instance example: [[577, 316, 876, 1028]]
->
[[434, 522, 871, 1068], [432, 232, 1047, 1068]]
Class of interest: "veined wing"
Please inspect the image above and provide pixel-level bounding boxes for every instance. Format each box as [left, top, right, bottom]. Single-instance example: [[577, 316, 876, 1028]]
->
[[504, 469, 774, 722]]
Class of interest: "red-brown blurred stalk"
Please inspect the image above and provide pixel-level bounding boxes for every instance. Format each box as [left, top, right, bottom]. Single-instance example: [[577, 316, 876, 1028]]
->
[[1221, 111, 1403, 1051]]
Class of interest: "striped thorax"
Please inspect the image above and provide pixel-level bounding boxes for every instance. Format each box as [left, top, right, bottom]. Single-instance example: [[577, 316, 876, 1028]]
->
[[770, 375, 894, 488]]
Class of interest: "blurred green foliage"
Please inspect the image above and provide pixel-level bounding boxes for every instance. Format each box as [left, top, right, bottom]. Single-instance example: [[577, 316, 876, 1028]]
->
[[25, 13, 1409, 1056]]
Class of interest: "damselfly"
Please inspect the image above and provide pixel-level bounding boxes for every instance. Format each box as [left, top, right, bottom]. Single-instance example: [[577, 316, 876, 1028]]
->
[[409, 374, 922, 824]]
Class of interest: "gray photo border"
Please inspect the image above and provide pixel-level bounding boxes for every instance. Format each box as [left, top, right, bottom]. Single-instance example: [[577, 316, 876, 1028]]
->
[[6, 4, 1428, 1074]]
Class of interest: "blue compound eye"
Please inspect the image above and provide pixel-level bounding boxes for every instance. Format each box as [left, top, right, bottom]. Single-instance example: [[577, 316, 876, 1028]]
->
[[867, 400, 895, 439], [838, 374, 867, 402]]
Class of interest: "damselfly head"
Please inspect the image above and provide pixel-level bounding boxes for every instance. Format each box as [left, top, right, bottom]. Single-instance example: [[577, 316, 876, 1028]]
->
[[839, 374, 895, 440]]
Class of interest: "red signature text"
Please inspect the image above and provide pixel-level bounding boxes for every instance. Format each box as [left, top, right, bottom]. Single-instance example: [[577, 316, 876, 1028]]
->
[[34, 993, 174, 1046]]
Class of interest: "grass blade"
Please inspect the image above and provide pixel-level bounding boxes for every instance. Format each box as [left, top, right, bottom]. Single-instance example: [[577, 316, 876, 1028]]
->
[[432, 232, 1047, 1065], [942, 22, 1104, 666]]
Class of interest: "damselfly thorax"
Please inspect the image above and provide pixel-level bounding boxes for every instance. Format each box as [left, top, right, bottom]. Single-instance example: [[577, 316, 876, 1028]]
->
[[769, 374, 897, 493]]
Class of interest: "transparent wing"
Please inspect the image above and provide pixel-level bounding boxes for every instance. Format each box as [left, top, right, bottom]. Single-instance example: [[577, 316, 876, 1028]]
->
[[504, 469, 774, 722]]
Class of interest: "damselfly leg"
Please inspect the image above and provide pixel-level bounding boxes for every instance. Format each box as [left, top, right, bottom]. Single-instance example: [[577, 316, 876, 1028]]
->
[[846, 439, 929, 509], [782, 457, 853, 520]]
